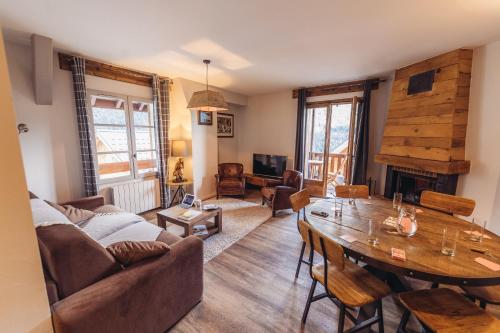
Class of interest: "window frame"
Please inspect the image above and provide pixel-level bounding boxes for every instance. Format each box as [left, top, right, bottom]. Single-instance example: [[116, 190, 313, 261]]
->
[[87, 89, 158, 184]]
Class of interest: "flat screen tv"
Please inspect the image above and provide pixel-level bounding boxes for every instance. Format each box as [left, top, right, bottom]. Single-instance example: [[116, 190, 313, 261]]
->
[[253, 154, 287, 178]]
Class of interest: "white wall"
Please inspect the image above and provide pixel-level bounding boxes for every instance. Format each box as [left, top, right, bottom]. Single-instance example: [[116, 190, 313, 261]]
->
[[0, 33, 53, 333], [238, 83, 393, 192], [457, 40, 500, 234], [218, 104, 242, 164], [238, 90, 297, 172], [175, 78, 247, 200], [6, 41, 81, 202]]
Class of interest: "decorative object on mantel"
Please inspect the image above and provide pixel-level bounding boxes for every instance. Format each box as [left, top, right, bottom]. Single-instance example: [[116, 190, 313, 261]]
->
[[187, 59, 228, 112], [197, 111, 213, 125], [171, 140, 190, 183], [217, 113, 234, 137]]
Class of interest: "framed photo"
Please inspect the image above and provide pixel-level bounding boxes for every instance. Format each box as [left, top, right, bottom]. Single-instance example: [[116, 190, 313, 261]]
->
[[217, 113, 234, 138], [197, 111, 212, 125]]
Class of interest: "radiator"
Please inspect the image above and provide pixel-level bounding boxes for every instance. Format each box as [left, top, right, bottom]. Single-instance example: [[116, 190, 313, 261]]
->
[[111, 179, 160, 214]]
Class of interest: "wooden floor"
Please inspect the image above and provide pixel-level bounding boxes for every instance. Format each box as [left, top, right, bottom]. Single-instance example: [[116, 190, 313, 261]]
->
[[170, 192, 499, 332]]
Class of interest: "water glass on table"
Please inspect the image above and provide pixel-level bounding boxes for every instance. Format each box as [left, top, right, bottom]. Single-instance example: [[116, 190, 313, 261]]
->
[[441, 227, 459, 256], [368, 219, 380, 245], [468, 218, 487, 242], [333, 197, 343, 217], [393, 192, 402, 211]]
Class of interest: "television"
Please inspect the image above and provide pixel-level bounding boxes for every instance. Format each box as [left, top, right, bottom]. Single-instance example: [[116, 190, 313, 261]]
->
[[253, 153, 287, 178]]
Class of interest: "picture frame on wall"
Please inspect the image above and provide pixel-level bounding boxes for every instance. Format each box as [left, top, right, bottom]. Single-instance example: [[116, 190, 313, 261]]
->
[[198, 110, 213, 125], [217, 113, 234, 138]]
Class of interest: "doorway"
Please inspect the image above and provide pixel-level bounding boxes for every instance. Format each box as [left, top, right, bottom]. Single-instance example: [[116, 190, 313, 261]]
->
[[303, 97, 359, 196]]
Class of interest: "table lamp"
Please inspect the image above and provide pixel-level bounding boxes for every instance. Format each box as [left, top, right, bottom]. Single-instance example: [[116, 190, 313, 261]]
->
[[171, 140, 190, 183]]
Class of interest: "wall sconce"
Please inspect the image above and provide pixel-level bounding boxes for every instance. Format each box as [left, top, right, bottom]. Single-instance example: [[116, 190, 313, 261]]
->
[[17, 123, 29, 134]]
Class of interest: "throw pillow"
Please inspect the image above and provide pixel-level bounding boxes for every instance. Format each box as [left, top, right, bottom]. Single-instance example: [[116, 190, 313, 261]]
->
[[46, 201, 96, 224], [107, 241, 170, 267]]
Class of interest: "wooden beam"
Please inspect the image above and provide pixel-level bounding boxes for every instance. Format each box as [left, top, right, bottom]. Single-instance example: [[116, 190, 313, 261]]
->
[[374, 154, 470, 174], [292, 79, 381, 99], [58, 52, 170, 87]]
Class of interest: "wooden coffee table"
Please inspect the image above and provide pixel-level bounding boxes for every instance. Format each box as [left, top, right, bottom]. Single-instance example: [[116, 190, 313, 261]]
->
[[156, 206, 222, 239]]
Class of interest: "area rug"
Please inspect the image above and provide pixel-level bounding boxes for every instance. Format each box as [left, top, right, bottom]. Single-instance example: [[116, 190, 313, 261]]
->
[[149, 198, 272, 263]]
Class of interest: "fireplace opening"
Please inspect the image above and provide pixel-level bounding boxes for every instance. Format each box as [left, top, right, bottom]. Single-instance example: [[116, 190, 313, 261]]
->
[[398, 173, 436, 205], [384, 166, 458, 206]]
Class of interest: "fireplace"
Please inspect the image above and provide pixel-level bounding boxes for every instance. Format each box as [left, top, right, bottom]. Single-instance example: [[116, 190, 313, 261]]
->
[[384, 166, 458, 205]]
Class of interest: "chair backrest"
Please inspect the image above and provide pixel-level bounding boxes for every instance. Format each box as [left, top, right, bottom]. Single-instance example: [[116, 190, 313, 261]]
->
[[283, 169, 303, 190], [308, 226, 345, 271], [335, 185, 369, 199], [420, 190, 475, 217], [289, 188, 311, 213], [218, 163, 244, 178]]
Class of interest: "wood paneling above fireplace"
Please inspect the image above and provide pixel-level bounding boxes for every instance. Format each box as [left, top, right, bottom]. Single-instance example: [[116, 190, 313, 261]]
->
[[375, 48, 472, 174]]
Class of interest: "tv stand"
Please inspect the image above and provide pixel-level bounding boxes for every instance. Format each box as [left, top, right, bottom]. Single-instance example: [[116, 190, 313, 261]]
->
[[244, 173, 282, 187]]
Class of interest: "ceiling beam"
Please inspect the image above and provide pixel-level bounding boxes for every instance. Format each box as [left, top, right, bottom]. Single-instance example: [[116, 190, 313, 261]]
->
[[58, 52, 170, 87], [292, 78, 383, 98]]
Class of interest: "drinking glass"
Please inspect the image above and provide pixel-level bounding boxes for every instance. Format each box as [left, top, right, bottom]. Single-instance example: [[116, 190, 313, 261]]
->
[[368, 219, 380, 245], [349, 187, 357, 206], [468, 218, 487, 242], [194, 199, 203, 210], [393, 192, 403, 211], [441, 227, 459, 256], [334, 197, 343, 217]]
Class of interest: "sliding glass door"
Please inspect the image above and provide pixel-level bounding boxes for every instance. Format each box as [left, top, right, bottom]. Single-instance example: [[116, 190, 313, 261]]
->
[[303, 97, 359, 196]]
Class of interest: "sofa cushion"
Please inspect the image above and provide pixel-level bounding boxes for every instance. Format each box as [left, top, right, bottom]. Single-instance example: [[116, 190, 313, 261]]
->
[[30, 198, 73, 227], [46, 201, 95, 224], [37, 224, 121, 299], [220, 177, 244, 189], [107, 241, 170, 267], [93, 204, 124, 214]]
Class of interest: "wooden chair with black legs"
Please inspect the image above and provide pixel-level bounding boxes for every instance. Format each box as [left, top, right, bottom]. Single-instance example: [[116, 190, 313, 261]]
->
[[289, 189, 312, 278], [300, 220, 390, 333], [419, 191, 499, 302], [397, 288, 500, 333]]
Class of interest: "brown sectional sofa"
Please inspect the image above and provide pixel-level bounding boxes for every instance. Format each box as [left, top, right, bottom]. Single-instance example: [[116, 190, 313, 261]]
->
[[35, 195, 203, 333]]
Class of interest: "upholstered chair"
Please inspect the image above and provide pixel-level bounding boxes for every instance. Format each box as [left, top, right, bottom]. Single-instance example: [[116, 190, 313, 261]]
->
[[261, 169, 303, 216], [215, 163, 246, 199]]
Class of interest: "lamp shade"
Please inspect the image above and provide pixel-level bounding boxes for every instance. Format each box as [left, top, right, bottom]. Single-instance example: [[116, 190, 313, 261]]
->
[[171, 140, 190, 157], [187, 90, 228, 111]]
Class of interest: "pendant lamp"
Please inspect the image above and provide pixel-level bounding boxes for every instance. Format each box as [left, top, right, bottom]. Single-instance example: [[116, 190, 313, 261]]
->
[[187, 59, 228, 111]]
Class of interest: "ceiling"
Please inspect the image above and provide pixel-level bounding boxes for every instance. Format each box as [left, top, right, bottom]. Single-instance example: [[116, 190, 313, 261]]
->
[[1, 0, 500, 96]]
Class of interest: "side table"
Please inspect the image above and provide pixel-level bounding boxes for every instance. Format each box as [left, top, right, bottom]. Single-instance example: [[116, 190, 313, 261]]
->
[[166, 179, 193, 207]]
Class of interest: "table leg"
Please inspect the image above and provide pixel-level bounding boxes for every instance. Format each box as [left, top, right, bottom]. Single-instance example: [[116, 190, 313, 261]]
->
[[169, 186, 181, 207], [157, 214, 167, 229], [215, 209, 222, 233], [184, 224, 192, 238]]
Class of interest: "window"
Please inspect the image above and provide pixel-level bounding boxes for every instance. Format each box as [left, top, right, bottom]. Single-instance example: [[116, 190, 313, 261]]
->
[[88, 91, 157, 183]]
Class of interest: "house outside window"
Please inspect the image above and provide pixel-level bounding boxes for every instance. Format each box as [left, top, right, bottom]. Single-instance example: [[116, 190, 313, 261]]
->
[[88, 91, 157, 183]]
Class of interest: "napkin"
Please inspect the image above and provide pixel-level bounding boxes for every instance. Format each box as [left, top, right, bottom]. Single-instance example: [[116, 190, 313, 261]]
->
[[474, 257, 500, 271]]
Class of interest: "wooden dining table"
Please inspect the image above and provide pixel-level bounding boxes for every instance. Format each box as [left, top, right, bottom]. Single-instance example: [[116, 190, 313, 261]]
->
[[306, 197, 500, 287], [305, 196, 500, 331]]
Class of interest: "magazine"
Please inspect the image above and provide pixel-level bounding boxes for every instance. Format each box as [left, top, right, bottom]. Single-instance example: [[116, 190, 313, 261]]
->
[[178, 209, 202, 221], [193, 224, 209, 236]]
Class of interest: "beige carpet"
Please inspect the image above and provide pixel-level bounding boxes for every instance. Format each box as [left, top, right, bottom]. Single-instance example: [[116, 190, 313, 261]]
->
[[149, 198, 273, 263]]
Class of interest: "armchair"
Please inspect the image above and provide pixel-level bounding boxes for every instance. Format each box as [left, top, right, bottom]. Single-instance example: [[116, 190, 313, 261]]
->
[[261, 169, 303, 216], [215, 163, 246, 199]]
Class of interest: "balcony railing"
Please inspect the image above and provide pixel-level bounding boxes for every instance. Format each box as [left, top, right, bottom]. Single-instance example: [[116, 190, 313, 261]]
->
[[98, 159, 156, 175], [306, 152, 348, 181]]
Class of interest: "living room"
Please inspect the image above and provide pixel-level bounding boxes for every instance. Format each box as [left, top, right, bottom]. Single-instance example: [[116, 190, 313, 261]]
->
[[1, 1, 500, 333]]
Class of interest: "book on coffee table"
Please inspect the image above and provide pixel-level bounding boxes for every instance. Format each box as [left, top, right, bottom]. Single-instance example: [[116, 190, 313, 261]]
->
[[178, 209, 202, 221]]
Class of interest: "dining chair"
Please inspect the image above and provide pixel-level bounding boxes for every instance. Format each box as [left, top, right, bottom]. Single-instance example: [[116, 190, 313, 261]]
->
[[462, 285, 500, 309], [300, 220, 390, 333], [397, 288, 500, 333], [335, 185, 369, 199], [289, 189, 311, 278], [420, 190, 475, 217]]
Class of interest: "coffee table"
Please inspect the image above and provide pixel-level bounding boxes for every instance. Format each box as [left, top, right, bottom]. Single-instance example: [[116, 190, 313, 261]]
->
[[156, 206, 222, 239]]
